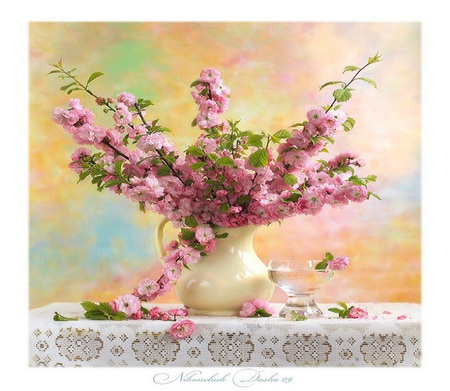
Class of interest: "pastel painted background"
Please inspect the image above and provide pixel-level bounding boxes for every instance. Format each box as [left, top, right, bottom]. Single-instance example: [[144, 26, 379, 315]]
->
[[29, 22, 420, 309]]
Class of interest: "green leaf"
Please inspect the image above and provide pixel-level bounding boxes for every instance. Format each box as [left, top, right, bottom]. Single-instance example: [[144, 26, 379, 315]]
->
[[184, 215, 198, 228], [338, 302, 348, 310], [215, 232, 229, 239], [81, 301, 99, 313], [86, 72, 104, 85], [114, 160, 124, 175], [252, 308, 273, 318], [67, 87, 83, 94], [207, 153, 219, 161], [190, 80, 206, 88], [356, 77, 378, 88], [291, 122, 307, 128], [343, 65, 360, 73], [111, 311, 127, 321], [246, 133, 265, 148], [291, 310, 307, 321], [53, 312, 79, 321], [60, 82, 77, 91], [185, 145, 205, 157], [348, 175, 366, 186], [98, 302, 113, 317], [368, 52, 383, 64], [48, 69, 63, 75], [333, 88, 353, 103], [215, 156, 235, 167], [283, 191, 302, 203], [140, 306, 149, 315], [137, 99, 154, 109], [283, 173, 298, 186], [84, 310, 109, 320], [315, 261, 328, 270], [103, 179, 121, 188], [236, 194, 251, 205], [272, 129, 292, 139], [180, 228, 195, 241], [219, 203, 230, 214], [249, 149, 269, 168], [319, 80, 345, 91], [368, 191, 382, 200], [342, 117, 356, 132], [190, 161, 207, 171], [157, 165, 171, 177], [320, 135, 335, 145], [324, 252, 334, 261]]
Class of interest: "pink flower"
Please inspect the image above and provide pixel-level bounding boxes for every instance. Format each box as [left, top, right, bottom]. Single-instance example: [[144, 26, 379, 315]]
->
[[52, 107, 79, 127], [239, 299, 274, 317], [168, 308, 189, 317], [160, 312, 171, 321], [328, 151, 365, 169], [148, 306, 163, 320], [194, 226, 215, 245], [306, 107, 326, 125], [283, 149, 310, 168], [137, 133, 171, 152], [113, 102, 132, 126], [72, 124, 106, 145], [128, 124, 147, 139], [109, 300, 118, 313], [347, 307, 369, 319], [69, 147, 91, 173], [196, 100, 220, 129], [134, 277, 160, 300], [179, 246, 201, 265], [239, 302, 257, 317], [131, 310, 143, 319], [344, 184, 368, 203], [199, 68, 222, 84], [113, 294, 142, 317], [328, 256, 350, 270], [117, 92, 136, 107], [163, 259, 183, 281], [169, 319, 196, 339]]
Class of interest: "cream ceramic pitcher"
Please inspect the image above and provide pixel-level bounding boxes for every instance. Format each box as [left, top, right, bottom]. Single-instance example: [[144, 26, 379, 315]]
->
[[155, 218, 274, 316]]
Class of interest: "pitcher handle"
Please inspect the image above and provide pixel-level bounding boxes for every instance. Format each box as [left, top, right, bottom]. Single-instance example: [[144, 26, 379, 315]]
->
[[154, 217, 170, 259]]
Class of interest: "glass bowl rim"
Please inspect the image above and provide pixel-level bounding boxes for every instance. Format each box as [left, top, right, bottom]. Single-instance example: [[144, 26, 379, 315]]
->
[[267, 259, 329, 270]]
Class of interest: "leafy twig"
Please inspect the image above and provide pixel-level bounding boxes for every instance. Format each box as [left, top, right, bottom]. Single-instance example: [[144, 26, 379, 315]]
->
[[321, 52, 383, 113], [53, 312, 78, 321], [328, 302, 354, 318]]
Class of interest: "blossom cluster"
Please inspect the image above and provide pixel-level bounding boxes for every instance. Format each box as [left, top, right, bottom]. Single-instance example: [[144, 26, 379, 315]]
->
[[316, 252, 350, 271], [328, 256, 350, 270], [51, 59, 379, 307], [191, 68, 230, 129], [328, 302, 369, 319], [108, 294, 196, 338], [239, 299, 275, 317]]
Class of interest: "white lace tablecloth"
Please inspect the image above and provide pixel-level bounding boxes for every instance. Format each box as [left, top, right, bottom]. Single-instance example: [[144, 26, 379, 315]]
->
[[29, 302, 420, 367]]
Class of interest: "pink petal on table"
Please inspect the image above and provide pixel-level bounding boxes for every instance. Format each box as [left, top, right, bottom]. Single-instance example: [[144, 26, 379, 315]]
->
[[397, 315, 408, 320], [382, 311, 391, 314]]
